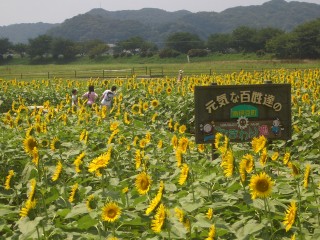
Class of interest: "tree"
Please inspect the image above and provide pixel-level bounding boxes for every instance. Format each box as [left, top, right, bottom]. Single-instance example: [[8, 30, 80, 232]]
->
[[266, 33, 297, 58], [290, 18, 320, 59], [115, 36, 158, 56], [27, 35, 53, 59], [80, 39, 110, 58], [0, 38, 12, 54], [207, 33, 233, 53], [254, 28, 285, 52], [13, 43, 28, 58], [165, 32, 204, 54], [51, 38, 78, 60], [231, 26, 257, 52]]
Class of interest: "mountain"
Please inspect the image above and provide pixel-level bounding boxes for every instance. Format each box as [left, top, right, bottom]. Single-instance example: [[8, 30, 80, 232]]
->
[[1, 0, 320, 44], [0, 23, 58, 44]]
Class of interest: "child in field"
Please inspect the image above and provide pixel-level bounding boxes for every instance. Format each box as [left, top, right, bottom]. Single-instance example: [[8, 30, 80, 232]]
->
[[82, 85, 98, 107], [101, 86, 117, 109], [177, 70, 183, 83], [71, 89, 78, 107]]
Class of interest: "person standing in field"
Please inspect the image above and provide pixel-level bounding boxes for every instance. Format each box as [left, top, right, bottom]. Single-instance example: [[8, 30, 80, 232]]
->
[[177, 70, 183, 83], [82, 85, 98, 108], [71, 89, 78, 108], [101, 86, 117, 109]]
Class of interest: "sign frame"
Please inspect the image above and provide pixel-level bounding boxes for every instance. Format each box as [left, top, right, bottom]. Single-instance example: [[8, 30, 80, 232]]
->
[[194, 84, 291, 144]]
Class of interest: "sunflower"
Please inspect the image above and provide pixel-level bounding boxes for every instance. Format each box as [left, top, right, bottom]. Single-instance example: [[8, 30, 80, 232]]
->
[[135, 149, 142, 169], [135, 172, 152, 195], [68, 183, 79, 203], [123, 112, 131, 124], [52, 160, 63, 182], [131, 104, 140, 115], [271, 151, 279, 161], [171, 135, 178, 149], [168, 118, 173, 129], [174, 207, 184, 223], [151, 99, 159, 108], [288, 162, 300, 176], [206, 224, 216, 240], [220, 150, 234, 178], [73, 152, 85, 173], [4, 170, 15, 190], [101, 202, 121, 222], [151, 203, 166, 233], [166, 86, 172, 94], [20, 199, 36, 218], [122, 187, 129, 194], [283, 152, 291, 165], [139, 138, 147, 148], [143, 102, 149, 111], [86, 195, 96, 211], [145, 181, 164, 215], [214, 132, 223, 150], [23, 135, 38, 155], [88, 148, 112, 173], [178, 125, 187, 134], [175, 148, 183, 167], [151, 113, 158, 123], [241, 154, 254, 173], [157, 140, 163, 149], [198, 144, 205, 153], [178, 163, 189, 185], [303, 164, 311, 188], [178, 137, 189, 153], [40, 139, 49, 148], [206, 208, 213, 220], [50, 137, 61, 151], [32, 147, 39, 166], [110, 121, 119, 131], [251, 135, 267, 153], [249, 172, 273, 199], [259, 147, 268, 166], [283, 201, 297, 232]]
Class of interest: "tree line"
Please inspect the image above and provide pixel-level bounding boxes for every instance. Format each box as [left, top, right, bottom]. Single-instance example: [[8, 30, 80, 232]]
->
[[0, 18, 319, 62]]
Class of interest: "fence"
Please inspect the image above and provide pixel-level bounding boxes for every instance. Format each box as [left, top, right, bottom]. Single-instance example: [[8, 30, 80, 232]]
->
[[0, 65, 315, 80]]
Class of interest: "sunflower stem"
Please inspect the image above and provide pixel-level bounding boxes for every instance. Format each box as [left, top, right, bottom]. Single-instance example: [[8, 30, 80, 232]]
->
[[296, 178, 303, 238], [264, 198, 273, 237], [310, 176, 320, 225]]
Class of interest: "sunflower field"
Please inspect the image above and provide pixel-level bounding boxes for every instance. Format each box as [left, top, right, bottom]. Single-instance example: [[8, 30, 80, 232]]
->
[[0, 69, 319, 240]]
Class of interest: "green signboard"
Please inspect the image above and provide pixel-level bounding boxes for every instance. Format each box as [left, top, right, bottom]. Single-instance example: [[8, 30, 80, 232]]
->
[[194, 84, 291, 143]]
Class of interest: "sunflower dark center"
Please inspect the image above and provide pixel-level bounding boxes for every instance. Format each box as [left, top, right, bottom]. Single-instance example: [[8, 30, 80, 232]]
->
[[256, 179, 269, 192], [107, 209, 116, 218], [140, 179, 149, 190]]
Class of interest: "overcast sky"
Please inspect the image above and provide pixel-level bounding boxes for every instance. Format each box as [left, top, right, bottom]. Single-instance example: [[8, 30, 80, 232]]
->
[[0, 0, 319, 26]]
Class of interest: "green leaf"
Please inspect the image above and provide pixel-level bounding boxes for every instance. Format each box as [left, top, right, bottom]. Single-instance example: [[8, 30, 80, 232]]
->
[[65, 203, 88, 219], [77, 214, 98, 230], [18, 217, 43, 237]]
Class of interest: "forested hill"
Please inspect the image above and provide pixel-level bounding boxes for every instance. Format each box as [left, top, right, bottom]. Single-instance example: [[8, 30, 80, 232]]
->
[[1, 0, 320, 44]]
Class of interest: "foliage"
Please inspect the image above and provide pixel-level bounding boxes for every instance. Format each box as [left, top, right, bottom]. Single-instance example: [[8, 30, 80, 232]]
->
[[165, 32, 204, 54], [187, 49, 209, 57], [27, 35, 53, 59], [0, 68, 319, 239], [158, 48, 180, 58]]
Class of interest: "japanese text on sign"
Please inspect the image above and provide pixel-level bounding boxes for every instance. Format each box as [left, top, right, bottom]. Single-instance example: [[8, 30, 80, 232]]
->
[[205, 90, 282, 114]]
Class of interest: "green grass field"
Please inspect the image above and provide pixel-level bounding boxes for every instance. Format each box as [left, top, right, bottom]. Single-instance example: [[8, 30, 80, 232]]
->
[[1, 54, 320, 80]]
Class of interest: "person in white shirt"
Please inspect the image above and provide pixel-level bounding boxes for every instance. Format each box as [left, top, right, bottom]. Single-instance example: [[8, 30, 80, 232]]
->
[[71, 89, 78, 107], [101, 86, 117, 108]]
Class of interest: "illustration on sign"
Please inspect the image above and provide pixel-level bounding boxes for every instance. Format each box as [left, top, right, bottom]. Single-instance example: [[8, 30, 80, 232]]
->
[[200, 118, 284, 142]]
